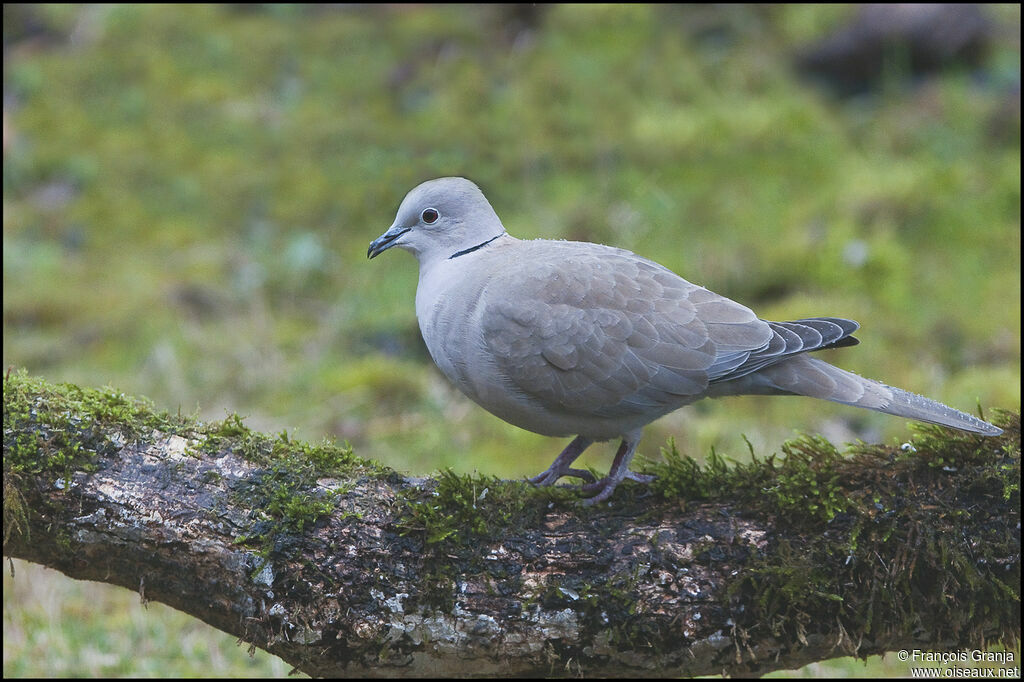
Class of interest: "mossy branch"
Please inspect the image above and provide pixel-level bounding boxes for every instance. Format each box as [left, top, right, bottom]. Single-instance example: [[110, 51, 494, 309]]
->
[[3, 370, 1019, 677]]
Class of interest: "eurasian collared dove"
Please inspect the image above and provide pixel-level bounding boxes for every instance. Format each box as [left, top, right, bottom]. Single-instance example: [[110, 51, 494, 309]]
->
[[368, 177, 1002, 505]]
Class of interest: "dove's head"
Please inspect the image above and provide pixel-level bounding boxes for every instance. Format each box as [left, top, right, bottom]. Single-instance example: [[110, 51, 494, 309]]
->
[[368, 177, 507, 264]]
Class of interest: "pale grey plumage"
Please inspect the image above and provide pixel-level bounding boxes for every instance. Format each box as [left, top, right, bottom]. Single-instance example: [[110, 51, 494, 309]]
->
[[368, 177, 1001, 505]]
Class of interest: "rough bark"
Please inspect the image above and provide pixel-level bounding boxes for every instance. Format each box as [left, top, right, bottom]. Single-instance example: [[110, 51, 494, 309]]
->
[[3, 374, 1020, 677]]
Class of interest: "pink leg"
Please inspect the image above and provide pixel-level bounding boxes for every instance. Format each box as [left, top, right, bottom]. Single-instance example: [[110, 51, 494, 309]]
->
[[581, 436, 654, 506], [528, 435, 596, 486]]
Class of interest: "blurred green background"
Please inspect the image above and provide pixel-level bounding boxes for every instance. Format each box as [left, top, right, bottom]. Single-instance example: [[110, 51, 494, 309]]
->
[[3, 4, 1019, 677]]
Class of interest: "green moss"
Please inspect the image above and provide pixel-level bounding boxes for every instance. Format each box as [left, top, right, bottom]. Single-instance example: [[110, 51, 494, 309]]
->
[[645, 438, 752, 501], [393, 411, 1018, 655], [646, 432, 849, 523], [3, 369, 190, 483], [644, 410, 1020, 656], [575, 570, 650, 647], [766, 435, 849, 523], [729, 411, 1021, 656], [3, 369, 198, 556], [203, 412, 252, 442], [414, 566, 460, 613], [3, 370, 381, 561], [2, 472, 29, 546], [396, 469, 537, 545], [197, 415, 378, 554], [393, 468, 576, 612], [728, 539, 845, 641]]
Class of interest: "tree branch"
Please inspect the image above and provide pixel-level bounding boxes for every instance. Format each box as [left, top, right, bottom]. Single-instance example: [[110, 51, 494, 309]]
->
[[3, 371, 1019, 677]]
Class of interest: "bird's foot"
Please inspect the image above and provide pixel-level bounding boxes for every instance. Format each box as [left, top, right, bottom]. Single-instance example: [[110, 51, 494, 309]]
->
[[528, 466, 597, 487], [527, 436, 595, 487], [580, 470, 655, 506]]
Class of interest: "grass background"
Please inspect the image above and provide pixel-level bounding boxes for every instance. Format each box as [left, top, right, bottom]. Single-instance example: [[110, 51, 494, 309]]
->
[[3, 4, 1019, 677]]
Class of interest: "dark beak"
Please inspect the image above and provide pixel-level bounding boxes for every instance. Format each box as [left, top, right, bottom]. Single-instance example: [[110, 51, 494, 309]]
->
[[367, 225, 411, 259]]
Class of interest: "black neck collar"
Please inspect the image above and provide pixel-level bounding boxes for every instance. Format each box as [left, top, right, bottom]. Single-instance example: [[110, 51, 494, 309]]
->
[[448, 232, 505, 260]]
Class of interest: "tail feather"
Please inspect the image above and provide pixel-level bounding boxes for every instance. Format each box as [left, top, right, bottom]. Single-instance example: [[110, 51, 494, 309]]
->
[[753, 356, 1002, 436]]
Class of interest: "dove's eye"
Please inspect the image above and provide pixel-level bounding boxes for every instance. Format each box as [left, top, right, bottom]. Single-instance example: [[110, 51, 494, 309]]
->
[[421, 208, 439, 224]]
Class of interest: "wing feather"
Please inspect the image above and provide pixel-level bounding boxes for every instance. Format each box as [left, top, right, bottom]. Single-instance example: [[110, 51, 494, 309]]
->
[[477, 241, 861, 420]]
